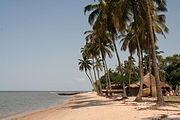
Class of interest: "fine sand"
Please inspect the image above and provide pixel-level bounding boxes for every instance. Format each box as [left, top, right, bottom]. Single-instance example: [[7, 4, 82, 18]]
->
[[11, 92, 180, 120]]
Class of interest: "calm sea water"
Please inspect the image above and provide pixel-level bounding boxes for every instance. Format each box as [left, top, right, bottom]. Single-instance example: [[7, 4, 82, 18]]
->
[[0, 91, 73, 119]]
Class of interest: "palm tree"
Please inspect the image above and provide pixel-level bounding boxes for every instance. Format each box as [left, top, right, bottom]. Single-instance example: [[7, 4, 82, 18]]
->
[[131, 0, 145, 102], [84, 29, 114, 96], [83, 0, 168, 103], [85, 0, 128, 98], [94, 57, 103, 94], [78, 56, 96, 91], [121, 27, 144, 101], [124, 56, 136, 86], [81, 42, 100, 94], [93, 36, 114, 96], [115, 0, 168, 101], [140, 0, 165, 105]]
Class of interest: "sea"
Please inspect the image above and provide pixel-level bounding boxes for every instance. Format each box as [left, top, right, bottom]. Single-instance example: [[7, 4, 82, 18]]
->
[[0, 91, 75, 120]]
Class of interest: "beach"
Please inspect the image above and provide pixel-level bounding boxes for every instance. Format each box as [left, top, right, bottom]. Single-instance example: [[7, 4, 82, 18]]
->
[[11, 92, 180, 120]]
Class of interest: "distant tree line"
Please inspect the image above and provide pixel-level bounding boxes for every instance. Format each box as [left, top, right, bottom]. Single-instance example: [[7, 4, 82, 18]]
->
[[97, 54, 180, 91]]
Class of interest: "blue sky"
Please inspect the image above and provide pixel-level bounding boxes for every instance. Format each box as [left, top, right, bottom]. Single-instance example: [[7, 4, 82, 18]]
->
[[0, 0, 179, 91]]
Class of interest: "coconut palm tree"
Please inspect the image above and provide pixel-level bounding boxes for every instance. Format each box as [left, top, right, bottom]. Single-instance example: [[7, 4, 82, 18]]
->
[[78, 56, 96, 91], [83, 0, 168, 103], [140, 0, 165, 105], [94, 57, 103, 94], [85, 0, 129, 98], [92, 36, 114, 96], [84, 29, 114, 96], [124, 56, 136, 86], [82, 40, 104, 95], [115, 0, 168, 102]]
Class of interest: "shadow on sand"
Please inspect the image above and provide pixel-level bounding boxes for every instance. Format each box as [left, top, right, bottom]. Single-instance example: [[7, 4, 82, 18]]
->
[[142, 116, 180, 120], [65, 96, 114, 109]]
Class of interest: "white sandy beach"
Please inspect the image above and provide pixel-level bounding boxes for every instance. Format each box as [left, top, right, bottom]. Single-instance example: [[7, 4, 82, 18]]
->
[[11, 92, 180, 120]]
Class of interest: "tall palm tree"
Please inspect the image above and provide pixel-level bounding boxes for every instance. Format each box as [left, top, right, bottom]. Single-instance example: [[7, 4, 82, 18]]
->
[[140, 0, 165, 105], [84, 29, 114, 96], [94, 57, 103, 94], [116, 0, 168, 101], [85, 0, 128, 98], [121, 26, 144, 101], [83, 0, 168, 103], [93, 36, 114, 96], [81, 42, 100, 94], [78, 56, 96, 91]]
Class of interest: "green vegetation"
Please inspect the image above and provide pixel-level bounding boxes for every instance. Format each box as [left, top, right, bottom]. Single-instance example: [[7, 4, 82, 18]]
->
[[78, 0, 179, 106], [97, 57, 139, 89], [96, 54, 179, 90], [160, 54, 180, 88]]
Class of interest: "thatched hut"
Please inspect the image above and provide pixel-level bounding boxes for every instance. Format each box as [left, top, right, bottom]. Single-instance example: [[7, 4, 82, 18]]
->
[[127, 73, 171, 97]]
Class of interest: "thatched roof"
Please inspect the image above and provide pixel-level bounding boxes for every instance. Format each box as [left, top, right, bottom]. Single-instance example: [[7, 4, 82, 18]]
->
[[129, 73, 171, 88], [161, 81, 172, 88]]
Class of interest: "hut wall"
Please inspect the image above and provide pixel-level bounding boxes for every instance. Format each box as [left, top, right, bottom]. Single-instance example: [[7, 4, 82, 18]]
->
[[129, 87, 139, 96], [152, 86, 157, 97], [142, 88, 150, 97]]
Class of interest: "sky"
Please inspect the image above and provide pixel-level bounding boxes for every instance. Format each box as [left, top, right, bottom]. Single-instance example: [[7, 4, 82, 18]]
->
[[0, 0, 179, 91]]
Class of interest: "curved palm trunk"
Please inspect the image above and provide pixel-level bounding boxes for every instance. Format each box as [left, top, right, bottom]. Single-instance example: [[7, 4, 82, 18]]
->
[[101, 51, 111, 96], [147, 36, 153, 97], [112, 37, 127, 98], [135, 41, 144, 102], [143, 0, 164, 105], [104, 59, 112, 96], [89, 70, 97, 92], [96, 66, 103, 94], [89, 70, 94, 83], [102, 58, 109, 96], [148, 49, 153, 97], [128, 71, 131, 96], [92, 58, 99, 94], [85, 71, 95, 90], [92, 59, 97, 82], [149, 70, 153, 96], [132, 1, 144, 102], [95, 56, 103, 94]]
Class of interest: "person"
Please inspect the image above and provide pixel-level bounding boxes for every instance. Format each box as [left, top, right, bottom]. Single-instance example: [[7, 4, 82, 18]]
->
[[169, 89, 174, 96], [162, 87, 166, 96]]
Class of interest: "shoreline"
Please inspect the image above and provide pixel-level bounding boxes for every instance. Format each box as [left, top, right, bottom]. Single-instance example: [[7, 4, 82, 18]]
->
[[10, 93, 80, 120], [9, 92, 180, 120], [0, 94, 75, 120]]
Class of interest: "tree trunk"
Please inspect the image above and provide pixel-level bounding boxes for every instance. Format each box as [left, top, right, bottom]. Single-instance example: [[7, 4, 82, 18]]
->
[[135, 40, 144, 102], [112, 36, 127, 98], [104, 59, 112, 96], [148, 38, 153, 97], [92, 59, 97, 82], [101, 52, 109, 96], [92, 58, 99, 94], [143, 0, 164, 105], [148, 54, 153, 97], [95, 56, 103, 94], [128, 71, 131, 96], [89, 70, 97, 92], [89, 70, 94, 84], [132, 0, 144, 102], [149, 71, 153, 96], [85, 71, 95, 90], [96, 67, 103, 94]]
